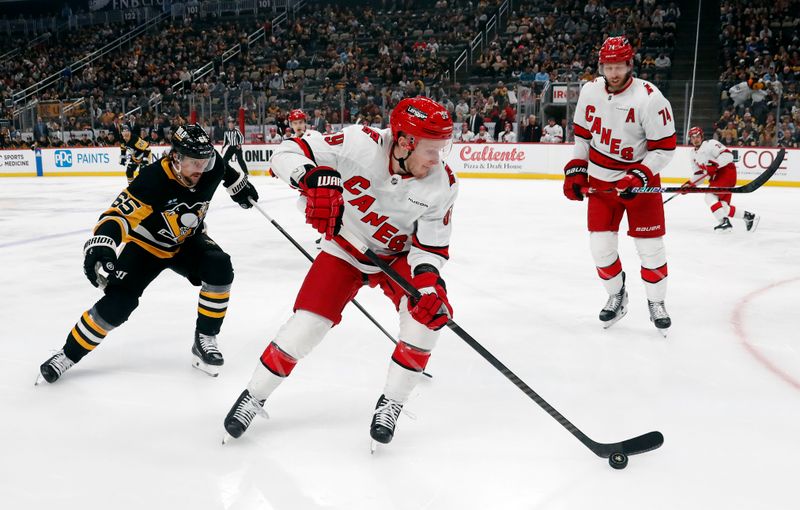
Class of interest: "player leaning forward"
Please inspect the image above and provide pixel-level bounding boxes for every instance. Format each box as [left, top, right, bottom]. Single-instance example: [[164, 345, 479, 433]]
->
[[223, 96, 457, 449], [37, 124, 259, 384], [685, 126, 759, 232], [563, 37, 676, 335]]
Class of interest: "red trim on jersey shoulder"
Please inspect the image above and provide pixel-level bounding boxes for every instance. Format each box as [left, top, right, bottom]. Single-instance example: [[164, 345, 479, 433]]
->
[[646, 134, 677, 151], [411, 234, 450, 260], [391, 342, 431, 372], [589, 146, 640, 171], [444, 163, 456, 186], [573, 123, 591, 140], [641, 263, 668, 284], [290, 137, 316, 164]]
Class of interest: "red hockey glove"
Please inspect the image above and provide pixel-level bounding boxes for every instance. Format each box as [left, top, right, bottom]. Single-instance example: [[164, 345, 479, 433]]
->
[[563, 159, 589, 201], [407, 265, 452, 331], [298, 165, 344, 240], [678, 181, 695, 195], [615, 164, 652, 200], [699, 161, 719, 177]]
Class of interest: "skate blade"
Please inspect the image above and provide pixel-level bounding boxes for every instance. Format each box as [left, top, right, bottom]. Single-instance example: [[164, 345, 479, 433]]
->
[[34, 373, 45, 386], [222, 433, 234, 445], [601, 308, 628, 329], [192, 357, 220, 377], [657, 328, 668, 338], [370, 440, 379, 454], [748, 216, 760, 232]]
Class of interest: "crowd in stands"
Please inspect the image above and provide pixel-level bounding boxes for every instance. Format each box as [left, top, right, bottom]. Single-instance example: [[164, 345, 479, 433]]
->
[[6, 0, 800, 149], [717, 0, 800, 147]]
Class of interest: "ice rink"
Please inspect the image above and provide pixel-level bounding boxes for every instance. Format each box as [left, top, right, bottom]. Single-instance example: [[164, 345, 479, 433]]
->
[[1, 175, 798, 510]]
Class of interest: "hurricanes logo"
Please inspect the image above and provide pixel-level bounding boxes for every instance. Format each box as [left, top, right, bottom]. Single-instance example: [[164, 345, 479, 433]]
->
[[158, 202, 208, 243]]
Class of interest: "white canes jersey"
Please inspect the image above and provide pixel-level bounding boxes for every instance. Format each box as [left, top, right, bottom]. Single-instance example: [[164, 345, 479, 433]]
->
[[691, 139, 735, 182], [270, 125, 458, 275], [572, 77, 677, 182]]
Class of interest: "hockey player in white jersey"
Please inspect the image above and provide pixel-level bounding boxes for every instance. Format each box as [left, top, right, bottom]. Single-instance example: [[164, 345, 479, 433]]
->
[[562, 36, 677, 335], [223, 96, 457, 449], [287, 109, 308, 138], [683, 126, 759, 232]]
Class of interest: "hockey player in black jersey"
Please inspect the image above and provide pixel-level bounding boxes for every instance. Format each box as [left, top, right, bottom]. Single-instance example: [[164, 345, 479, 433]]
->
[[120, 124, 152, 184], [37, 124, 259, 384]]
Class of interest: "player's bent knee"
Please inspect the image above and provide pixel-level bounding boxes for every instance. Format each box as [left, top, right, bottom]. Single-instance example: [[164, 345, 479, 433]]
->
[[94, 289, 140, 327], [398, 297, 440, 351], [589, 231, 619, 266], [273, 309, 333, 360], [634, 236, 666, 266], [200, 250, 233, 285]]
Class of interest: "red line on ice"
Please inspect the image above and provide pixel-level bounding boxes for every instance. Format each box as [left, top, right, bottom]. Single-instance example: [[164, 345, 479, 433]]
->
[[732, 277, 800, 391]]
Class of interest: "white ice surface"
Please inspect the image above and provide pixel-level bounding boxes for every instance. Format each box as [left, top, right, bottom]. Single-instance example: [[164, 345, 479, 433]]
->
[[1, 176, 798, 510]]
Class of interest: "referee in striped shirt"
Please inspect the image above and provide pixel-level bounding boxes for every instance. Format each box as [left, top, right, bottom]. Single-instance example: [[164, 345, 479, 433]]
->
[[222, 117, 248, 175]]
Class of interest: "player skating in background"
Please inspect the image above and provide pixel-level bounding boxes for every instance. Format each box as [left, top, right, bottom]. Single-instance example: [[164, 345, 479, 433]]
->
[[563, 36, 676, 336], [37, 124, 259, 384], [683, 126, 759, 233], [120, 124, 152, 184], [223, 97, 457, 450]]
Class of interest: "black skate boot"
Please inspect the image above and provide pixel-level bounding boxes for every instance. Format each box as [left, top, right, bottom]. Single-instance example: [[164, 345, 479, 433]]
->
[[370, 394, 404, 453], [648, 300, 671, 337], [714, 217, 733, 233], [37, 349, 76, 385], [223, 389, 267, 443], [744, 211, 760, 232], [599, 272, 628, 329], [191, 330, 224, 377]]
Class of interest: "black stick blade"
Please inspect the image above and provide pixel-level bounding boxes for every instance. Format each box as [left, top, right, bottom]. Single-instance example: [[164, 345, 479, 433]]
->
[[593, 430, 665, 458]]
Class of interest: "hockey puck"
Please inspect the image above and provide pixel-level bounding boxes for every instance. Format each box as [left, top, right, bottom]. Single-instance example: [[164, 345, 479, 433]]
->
[[609, 452, 628, 470]]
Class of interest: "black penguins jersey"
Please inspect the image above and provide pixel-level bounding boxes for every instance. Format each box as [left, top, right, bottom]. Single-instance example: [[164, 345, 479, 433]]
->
[[121, 137, 152, 165], [93, 155, 241, 258]]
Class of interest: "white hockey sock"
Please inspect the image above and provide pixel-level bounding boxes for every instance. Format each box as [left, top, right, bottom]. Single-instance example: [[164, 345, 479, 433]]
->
[[383, 361, 423, 404], [590, 231, 623, 295]]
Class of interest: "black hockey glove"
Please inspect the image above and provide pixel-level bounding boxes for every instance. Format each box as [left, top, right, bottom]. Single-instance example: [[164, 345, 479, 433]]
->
[[83, 235, 117, 288], [227, 171, 259, 209]]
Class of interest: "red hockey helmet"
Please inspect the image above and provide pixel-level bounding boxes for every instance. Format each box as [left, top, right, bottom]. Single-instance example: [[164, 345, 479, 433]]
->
[[288, 109, 307, 122], [688, 126, 704, 139], [390, 96, 453, 150], [598, 36, 635, 64]]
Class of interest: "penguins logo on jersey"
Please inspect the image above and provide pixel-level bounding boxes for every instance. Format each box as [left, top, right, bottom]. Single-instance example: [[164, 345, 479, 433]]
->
[[158, 202, 209, 243]]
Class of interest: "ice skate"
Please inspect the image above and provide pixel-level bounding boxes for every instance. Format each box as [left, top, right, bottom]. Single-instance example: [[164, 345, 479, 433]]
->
[[744, 211, 760, 232], [36, 349, 76, 385], [714, 217, 733, 233], [648, 300, 671, 337], [191, 331, 223, 377], [222, 389, 267, 443], [369, 394, 404, 453], [599, 272, 628, 329]]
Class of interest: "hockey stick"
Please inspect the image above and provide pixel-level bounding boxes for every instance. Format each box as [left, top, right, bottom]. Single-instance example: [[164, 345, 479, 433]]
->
[[663, 173, 708, 204], [248, 199, 433, 379], [584, 148, 785, 197], [338, 228, 663, 467]]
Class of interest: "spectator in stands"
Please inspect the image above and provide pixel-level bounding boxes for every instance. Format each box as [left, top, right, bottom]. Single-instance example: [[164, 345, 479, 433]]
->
[[497, 121, 516, 143], [739, 127, 757, 146], [655, 53, 671, 70], [212, 118, 225, 143], [311, 109, 326, 132], [454, 122, 475, 142], [33, 117, 49, 141], [265, 126, 282, 144], [454, 98, 469, 122], [474, 125, 494, 143], [541, 118, 563, 143], [467, 107, 484, 135], [520, 114, 542, 143]]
